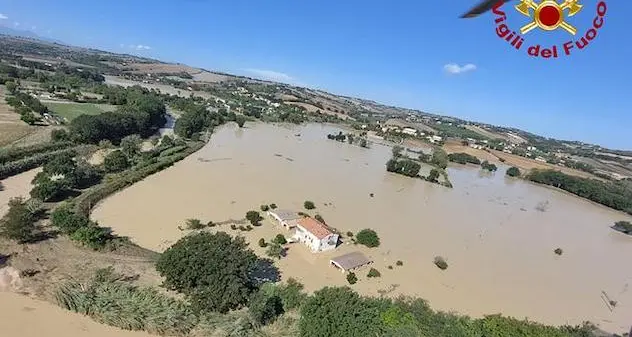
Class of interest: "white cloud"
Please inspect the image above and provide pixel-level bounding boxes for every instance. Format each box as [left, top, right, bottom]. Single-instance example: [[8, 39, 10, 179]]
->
[[31, 25, 36, 31], [0, 13, 8, 20], [243, 68, 294, 83], [13, 22, 19, 27], [443, 63, 477, 75], [130, 44, 151, 50]]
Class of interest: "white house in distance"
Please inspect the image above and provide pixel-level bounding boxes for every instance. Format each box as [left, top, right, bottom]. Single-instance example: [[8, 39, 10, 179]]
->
[[267, 209, 302, 229], [292, 217, 339, 252]]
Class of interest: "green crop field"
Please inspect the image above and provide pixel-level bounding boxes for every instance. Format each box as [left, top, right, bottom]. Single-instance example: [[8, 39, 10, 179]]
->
[[44, 102, 115, 122]]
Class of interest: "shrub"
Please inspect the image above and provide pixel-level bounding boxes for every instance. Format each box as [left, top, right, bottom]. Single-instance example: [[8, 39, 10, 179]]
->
[[480, 160, 498, 172], [272, 234, 287, 245], [346, 231, 354, 237], [434, 256, 448, 270], [613, 221, 632, 234], [260, 204, 270, 212], [266, 243, 284, 259], [554, 248, 563, 255], [396, 260, 403, 266], [1, 197, 37, 243], [206, 221, 215, 227], [258, 238, 268, 247], [230, 224, 237, 230], [355, 229, 380, 248], [103, 150, 129, 173], [367, 268, 381, 278], [506, 166, 521, 177], [246, 210, 263, 225], [248, 288, 284, 326], [70, 225, 111, 250], [269, 203, 277, 209], [238, 225, 247, 231], [51, 205, 90, 235], [246, 225, 253, 231], [185, 218, 204, 230], [346, 272, 357, 285], [387, 265, 393, 270], [156, 231, 258, 313], [304, 200, 315, 210], [314, 214, 325, 224]]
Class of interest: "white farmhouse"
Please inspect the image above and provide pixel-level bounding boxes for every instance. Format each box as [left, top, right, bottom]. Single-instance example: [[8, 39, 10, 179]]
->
[[292, 217, 339, 252], [267, 209, 302, 229]]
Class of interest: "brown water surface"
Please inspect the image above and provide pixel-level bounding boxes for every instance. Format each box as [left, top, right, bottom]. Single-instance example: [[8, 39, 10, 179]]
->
[[92, 122, 632, 333]]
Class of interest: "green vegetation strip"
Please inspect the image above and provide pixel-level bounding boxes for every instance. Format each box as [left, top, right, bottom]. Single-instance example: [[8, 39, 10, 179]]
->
[[0, 147, 79, 179], [73, 142, 203, 216], [0, 141, 74, 164], [526, 169, 632, 215]]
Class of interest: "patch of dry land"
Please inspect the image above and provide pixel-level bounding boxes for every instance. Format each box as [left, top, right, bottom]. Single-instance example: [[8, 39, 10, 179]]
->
[[1, 170, 161, 337], [91, 122, 632, 333]]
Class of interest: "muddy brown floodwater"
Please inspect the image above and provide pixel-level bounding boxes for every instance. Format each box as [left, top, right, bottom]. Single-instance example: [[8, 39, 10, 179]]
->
[[92, 122, 632, 333]]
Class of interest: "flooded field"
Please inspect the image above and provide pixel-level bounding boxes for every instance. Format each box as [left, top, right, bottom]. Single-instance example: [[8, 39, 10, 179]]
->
[[92, 122, 632, 333]]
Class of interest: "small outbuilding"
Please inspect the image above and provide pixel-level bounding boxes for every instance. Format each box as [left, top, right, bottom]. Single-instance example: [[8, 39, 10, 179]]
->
[[267, 209, 302, 229], [330, 252, 373, 273]]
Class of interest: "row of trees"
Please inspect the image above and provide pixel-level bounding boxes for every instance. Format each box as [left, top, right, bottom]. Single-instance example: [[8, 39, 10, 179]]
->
[[30, 152, 102, 201], [526, 169, 632, 215], [298, 286, 596, 337], [70, 86, 167, 143], [447, 152, 481, 165], [174, 104, 245, 139]]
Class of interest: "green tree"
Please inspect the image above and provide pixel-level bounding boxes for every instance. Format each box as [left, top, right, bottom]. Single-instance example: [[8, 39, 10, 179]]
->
[[392, 145, 404, 158], [70, 225, 111, 250], [245, 210, 262, 225], [427, 169, 440, 183], [1, 197, 37, 243], [506, 166, 521, 177], [346, 272, 358, 284], [367, 268, 381, 278], [248, 288, 284, 326], [51, 129, 71, 142], [236, 115, 246, 127], [5, 81, 18, 94], [431, 148, 448, 169], [266, 242, 284, 259], [356, 229, 380, 248], [304, 200, 316, 210], [103, 150, 129, 173], [160, 135, 174, 147], [20, 112, 39, 125], [120, 134, 142, 159], [481, 160, 498, 172], [299, 287, 383, 337], [30, 175, 70, 201], [155, 231, 258, 313], [272, 234, 287, 245], [50, 205, 90, 235]]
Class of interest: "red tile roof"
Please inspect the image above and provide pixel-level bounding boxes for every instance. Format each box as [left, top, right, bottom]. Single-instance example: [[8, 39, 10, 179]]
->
[[297, 217, 333, 239]]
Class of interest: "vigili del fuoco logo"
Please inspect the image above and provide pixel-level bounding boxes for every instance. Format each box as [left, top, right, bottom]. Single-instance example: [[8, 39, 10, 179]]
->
[[493, 0, 607, 58]]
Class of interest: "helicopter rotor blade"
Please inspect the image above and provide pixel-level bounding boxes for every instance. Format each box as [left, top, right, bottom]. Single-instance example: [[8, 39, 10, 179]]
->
[[460, 0, 512, 18]]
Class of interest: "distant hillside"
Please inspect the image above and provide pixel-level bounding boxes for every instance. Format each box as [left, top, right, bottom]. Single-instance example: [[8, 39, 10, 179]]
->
[[0, 26, 65, 44]]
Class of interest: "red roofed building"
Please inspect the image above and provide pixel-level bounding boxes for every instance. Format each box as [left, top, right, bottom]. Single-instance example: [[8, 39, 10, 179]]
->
[[292, 217, 339, 252]]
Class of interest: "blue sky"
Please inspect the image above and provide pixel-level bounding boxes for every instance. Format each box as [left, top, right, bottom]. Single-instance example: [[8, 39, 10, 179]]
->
[[1, 0, 630, 148]]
